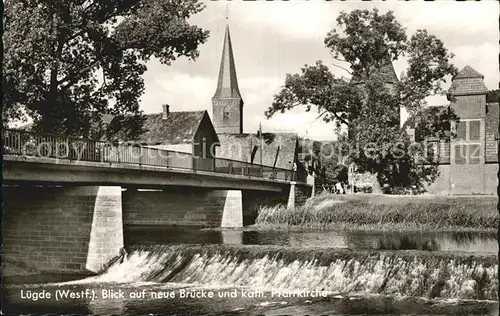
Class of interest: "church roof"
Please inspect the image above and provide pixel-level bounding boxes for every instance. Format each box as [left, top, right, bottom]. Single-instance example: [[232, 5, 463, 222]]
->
[[448, 66, 488, 96], [106, 111, 209, 144], [351, 60, 399, 84], [212, 25, 242, 100], [216, 133, 298, 170]]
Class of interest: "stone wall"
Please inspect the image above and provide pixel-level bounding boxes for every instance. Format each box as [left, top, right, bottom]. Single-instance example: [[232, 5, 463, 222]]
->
[[483, 164, 499, 195], [85, 186, 123, 273], [2, 186, 123, 274], [242, 190, 288, 225], [122, 187, 292, 228], [425, 164, 498, 195], [122, 187, 227, 227]]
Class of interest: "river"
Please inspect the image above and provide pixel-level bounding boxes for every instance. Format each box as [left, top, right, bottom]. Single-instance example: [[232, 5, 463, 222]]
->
[[2, 226, 498, 315]]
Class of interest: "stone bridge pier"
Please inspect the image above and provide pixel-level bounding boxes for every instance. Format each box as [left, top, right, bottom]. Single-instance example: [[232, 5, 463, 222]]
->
[[2, 185, 123, 274], [2, 182, 312, 274]]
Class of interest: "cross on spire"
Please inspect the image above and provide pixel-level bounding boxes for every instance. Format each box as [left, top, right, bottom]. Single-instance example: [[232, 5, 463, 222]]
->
[[225, 3, 228, 20]]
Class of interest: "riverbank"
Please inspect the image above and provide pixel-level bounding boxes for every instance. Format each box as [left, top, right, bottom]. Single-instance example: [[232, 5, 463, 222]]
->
[[2, 260, 94, 283], [254, 193, 498, 231]]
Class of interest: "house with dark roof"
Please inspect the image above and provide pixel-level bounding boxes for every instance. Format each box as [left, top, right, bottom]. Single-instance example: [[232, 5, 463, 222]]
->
[[103, 105, 219, 170], [131, 106, 218, 157], [405, 65, 498, 195]]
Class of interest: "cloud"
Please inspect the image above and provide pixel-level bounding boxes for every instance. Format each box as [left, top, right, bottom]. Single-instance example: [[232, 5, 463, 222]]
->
[[241, 2, 335, 40], [141, 69, 215, 114]]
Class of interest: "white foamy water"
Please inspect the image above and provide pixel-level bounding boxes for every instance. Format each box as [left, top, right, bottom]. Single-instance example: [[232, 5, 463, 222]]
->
[[60, 245, 498, 301]]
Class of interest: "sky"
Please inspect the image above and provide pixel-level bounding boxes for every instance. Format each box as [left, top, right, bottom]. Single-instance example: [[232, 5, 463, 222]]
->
[[140, 1, 498, 141]]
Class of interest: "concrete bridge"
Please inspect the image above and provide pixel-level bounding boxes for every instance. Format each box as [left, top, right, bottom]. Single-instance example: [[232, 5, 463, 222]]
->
[[2, 129, 312, 275]]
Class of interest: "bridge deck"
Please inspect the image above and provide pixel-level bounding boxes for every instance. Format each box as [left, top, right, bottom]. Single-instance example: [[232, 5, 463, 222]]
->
[[3, 129, 305, 191]]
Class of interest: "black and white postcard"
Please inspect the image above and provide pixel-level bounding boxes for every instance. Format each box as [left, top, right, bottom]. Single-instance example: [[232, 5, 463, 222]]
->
[[2, 1, 499, 315]]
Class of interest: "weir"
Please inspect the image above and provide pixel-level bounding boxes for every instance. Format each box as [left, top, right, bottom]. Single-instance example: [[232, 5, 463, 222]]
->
[[70, 244, 498, 301]]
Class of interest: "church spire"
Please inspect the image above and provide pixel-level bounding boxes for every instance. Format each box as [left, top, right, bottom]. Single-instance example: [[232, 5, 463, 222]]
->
[[212, 24, 242, 99], [212, 20, 244, 134]]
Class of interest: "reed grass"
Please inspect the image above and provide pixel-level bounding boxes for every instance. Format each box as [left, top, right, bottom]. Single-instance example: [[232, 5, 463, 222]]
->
[[254, 193, 498, 231]]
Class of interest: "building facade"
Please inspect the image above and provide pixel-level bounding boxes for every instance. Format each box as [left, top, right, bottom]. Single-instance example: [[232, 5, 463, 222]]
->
[[409, 66, 498, 195]]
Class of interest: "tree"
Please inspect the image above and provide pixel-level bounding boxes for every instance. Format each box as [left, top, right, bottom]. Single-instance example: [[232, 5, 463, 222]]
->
[[404, 106, 459, 143], [3, 0, 209, 137], [265, 9, 457, 190], [486, 89, 499, 103]]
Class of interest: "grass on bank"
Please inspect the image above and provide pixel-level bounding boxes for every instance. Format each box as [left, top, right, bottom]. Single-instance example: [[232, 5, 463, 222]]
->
[[254, 193, 498, 231]]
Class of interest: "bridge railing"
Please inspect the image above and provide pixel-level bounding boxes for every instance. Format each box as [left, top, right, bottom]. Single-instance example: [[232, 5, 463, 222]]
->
[[3, 129, 102, 162], [3, 128, 296, 181], [213, 157, 294, 181]]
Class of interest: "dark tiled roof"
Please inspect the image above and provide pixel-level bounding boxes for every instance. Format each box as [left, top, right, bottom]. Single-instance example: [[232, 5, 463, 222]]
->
[[454, 65, 484, 79], [212, 25, 242, 100], [351, 60, 399, 84], [217, 133, 298, 169], [486, 102, 499, 138], [105, 111, 206, 144], [138, 111, 206, 144], [448, 66, 488, 96], [448, 78, 488, 96]]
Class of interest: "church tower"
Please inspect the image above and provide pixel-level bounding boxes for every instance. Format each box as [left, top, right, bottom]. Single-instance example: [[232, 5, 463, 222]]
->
[[350, 58, 400, 130], [212, 24, 244, 134]]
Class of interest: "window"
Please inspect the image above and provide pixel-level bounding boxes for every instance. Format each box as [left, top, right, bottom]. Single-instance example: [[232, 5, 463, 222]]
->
[[469, 120, 480, 141], [223, 106, 230, 120], [456, 121, 466, 141], [454, 120, 482, 142], [454, 144, 466, 164], [468, 144, 481, 164]]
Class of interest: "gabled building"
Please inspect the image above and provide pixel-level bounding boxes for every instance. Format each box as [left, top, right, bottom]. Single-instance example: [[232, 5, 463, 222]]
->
[[133, 106, 219, 159], [406, 65, 498, 195], [103, 106, 219, 170]]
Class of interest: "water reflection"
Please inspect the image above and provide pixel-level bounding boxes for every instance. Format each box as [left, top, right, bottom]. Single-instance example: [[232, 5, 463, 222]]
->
[[124, 225, 497, 254]]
